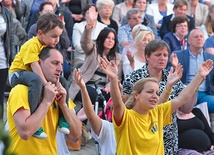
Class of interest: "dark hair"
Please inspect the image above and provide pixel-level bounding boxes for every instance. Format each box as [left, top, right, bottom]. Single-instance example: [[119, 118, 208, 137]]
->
[[82, 4, 98, 17], [36, 13, 63, 33], [171, 16, 189, 32], [39, 47, 62, 60], [39, 1, 53, 12], [96, 27, 117, 61], [145, 39, 170, 58]]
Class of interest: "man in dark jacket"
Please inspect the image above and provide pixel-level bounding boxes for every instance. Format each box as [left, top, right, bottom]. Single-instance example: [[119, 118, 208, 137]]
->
[[173, 29, 214, 113]]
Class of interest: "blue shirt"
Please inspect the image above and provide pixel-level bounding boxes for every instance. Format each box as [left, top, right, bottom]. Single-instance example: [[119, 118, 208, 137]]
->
[[204, 36, 214, 49], [188, 50, 206, 91], [117, 24, 134, 54]]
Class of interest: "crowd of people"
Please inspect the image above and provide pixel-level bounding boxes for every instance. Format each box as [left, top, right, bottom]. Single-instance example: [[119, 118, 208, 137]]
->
[[1, 0, 214, 154]]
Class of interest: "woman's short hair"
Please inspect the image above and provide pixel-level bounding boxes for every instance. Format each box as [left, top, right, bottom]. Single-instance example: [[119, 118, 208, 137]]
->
[[125, 78, 158, 109], [144, 39, 170, 58], [132, 24, 155, 46], [96, 0, 115, 10], [171, 16, 189, 32]]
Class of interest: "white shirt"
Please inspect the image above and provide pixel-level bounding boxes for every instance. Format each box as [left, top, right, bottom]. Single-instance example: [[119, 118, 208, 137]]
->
[[91, 120, 116, 155]]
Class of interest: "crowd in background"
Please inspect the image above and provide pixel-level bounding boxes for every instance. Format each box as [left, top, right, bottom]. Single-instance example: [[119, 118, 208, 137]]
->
[[2, 0, 214, 154]]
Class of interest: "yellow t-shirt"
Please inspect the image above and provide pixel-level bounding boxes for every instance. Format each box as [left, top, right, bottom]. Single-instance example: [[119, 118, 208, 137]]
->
[[9, 37, 46, 73], [113, 101, 172, 155], [7, 85, 75, 155]]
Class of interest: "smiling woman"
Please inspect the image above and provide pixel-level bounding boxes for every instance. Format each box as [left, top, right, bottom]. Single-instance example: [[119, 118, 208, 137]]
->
[[122, 39, 199, 155]]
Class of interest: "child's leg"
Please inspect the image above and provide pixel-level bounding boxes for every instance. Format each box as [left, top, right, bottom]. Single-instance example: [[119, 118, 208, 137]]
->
[[58, 77, 70, 134], [10, 71, 43, 114], [10, 71, 46, 139]]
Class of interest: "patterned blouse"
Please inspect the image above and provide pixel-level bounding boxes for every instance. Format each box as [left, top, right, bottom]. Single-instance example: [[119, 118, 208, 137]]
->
[[123, 64, 185, 155]]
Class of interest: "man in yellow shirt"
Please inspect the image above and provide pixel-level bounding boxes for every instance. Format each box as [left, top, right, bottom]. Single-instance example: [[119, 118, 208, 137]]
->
[[7, 47, 82, 155]]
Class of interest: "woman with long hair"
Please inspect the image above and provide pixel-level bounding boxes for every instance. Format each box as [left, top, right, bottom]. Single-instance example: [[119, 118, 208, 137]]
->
[[69, 6, 122, 105]]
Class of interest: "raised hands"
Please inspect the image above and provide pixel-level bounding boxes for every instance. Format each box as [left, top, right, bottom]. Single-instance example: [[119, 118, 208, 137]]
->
[[170, 53, 179, 68], [167, 63, 183, 87], [85, 6, 98, 27], [73, 68, 85, 89], [197, 59, 213, 79], [100, 57, 118, 79]]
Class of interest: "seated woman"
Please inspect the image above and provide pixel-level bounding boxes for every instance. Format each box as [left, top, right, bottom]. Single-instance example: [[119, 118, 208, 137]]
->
[[96, 0, 118, 33], [69, 6, 122, 105], [177, 108, 214, 155], [146, 0, 174, 37], [163, 16, 189, 69], [122, 24, 155, 77]]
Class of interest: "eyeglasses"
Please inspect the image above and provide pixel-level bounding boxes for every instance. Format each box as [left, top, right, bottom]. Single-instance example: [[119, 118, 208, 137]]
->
[[176, 24, 188, 28], [101, 7, 112, 11]]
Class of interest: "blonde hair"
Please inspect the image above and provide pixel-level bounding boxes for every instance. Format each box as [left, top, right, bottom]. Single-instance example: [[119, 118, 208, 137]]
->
[[125, 78, 158, 109], [205, 5, 214, 35], [96, 0, 115, 10], [131, 24, 155, 49]]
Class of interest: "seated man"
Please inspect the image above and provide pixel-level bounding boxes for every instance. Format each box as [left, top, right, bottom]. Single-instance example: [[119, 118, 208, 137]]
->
[[7, 47, 82, 154], [160, 0, 195, 39], [117, 8, 142, 54], [173, 28, 214, 113]]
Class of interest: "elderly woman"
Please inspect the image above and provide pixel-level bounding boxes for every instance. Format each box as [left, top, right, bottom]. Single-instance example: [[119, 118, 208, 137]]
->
[[122, 24, 155, 77], [96, 0, 118, 32], [163, 16, 189, 69], [122, 39, 198, 155]]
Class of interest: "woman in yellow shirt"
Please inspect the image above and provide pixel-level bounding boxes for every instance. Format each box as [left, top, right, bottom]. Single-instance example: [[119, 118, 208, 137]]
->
[[100, 56, 213, 155]]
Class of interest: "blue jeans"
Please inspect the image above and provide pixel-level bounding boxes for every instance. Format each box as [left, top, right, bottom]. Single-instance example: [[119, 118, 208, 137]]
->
[[197, 90, 214, 113], [9, 70, 69, 118]]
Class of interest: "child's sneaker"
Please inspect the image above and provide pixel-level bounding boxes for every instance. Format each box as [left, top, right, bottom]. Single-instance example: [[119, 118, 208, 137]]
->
[[32, 127, 47, 139], [58, 117, 70, 134]]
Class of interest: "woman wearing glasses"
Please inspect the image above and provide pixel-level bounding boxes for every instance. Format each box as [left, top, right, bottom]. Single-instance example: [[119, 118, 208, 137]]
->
[[163, 16, 189, 69], [69, 6, 122, 105], [122, 24, 155, 77]]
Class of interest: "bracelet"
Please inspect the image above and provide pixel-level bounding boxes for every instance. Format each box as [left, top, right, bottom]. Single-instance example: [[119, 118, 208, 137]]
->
[[164, 86, 173, 94]]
